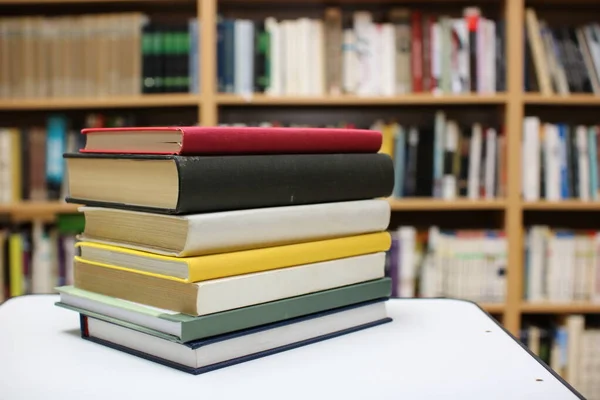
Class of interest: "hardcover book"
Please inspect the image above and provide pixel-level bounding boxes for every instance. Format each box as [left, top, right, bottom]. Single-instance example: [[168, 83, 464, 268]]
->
[[75, 232, 391, 282], [78, 199, 391, 257], [74, 252, 387, 315], [56, 278, 391, 343], [79, 300, 392, 375], [80, 126, 383, 154], [64, 153, 394, 214]]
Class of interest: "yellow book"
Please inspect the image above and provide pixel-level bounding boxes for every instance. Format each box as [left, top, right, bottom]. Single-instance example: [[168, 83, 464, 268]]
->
[[379, 123, 395, 158], [9, 233, 23, 297], [76, 232, 391, 283]]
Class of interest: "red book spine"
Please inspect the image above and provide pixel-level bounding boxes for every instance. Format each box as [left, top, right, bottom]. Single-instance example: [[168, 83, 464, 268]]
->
[[422, 15, 434, 92], [178, 127, 383, 154], [411, 11, 423, 92]]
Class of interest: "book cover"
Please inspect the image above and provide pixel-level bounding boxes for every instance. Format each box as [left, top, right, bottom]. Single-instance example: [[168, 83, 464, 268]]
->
[[80, 126, 383, 155], [79, 300, 392, 375], [65, 153, 395, 215], [75, 232, 391, 283], [56, 278, 391, 343]]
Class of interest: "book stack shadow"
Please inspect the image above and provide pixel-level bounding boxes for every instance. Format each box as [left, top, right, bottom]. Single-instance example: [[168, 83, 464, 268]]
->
[[55, 126, 395, 374]]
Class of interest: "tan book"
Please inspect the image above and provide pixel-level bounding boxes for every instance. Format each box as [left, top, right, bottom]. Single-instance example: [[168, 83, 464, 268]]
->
[[324, 8, 342, 95], [525, 8, 553, 95], [74, 252, 386, 316], [389, 8, 412, 94], [0, 20, 7, 98]]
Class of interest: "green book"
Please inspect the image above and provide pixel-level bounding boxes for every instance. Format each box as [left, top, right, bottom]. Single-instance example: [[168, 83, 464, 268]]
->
[[56, 278, 391, 343]]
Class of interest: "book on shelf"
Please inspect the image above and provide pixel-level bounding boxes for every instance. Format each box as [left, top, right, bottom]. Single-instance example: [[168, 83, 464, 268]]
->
[[0, 113, 139, 204], [0, 215, 83, 303], [522, 117, 600, 202], [380, 112, 505, 200], [385, 226, 507, 303], [524, 9, 600, 95], [218, 7, 504, 97], [0, 14, 199, 99], [523, 315, 599, 400], [220, 116, 505, 201], [524, 227, 600, 302]]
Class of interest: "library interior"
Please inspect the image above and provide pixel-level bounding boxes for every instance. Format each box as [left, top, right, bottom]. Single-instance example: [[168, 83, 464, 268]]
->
[[1, 0, 600, 397]]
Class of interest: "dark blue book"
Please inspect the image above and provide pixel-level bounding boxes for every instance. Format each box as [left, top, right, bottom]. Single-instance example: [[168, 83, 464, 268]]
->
[[80, 299, 391, 375]]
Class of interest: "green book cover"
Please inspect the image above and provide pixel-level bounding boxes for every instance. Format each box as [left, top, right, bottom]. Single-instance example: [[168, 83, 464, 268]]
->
[[56, 278, 391, 343]]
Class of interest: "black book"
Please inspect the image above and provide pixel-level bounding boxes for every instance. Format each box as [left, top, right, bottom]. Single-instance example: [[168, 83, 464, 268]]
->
[[415, 127, 434, 197], [565, 27, 593, 93], [458, 128, 471, 197], [64, 153, 394, 215], [495, 20, 506, 92], [141, 23, 156, 93], [567, 125, 578, 198]]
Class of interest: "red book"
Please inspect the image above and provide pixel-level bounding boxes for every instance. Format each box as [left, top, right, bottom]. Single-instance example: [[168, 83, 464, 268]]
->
[[411, 11, 423, 92], [80, 126, 382, 155]]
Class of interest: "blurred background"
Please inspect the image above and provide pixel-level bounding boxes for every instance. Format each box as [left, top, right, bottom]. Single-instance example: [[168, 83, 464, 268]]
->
[[1, 0, 600, 396]]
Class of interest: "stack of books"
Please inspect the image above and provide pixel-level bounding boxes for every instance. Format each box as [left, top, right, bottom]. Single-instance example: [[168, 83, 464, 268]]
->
[[55, 126, 395, 374]]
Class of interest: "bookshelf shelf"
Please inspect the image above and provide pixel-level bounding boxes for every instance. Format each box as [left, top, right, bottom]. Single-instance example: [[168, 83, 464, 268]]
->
[[388, 198, 506, 211], [521, 303, 600, 314], [524, 93, 600, 105], [0, 202, 80, 218], [0, 94, 200, 111], [481, 303, 506, 314], [217, 93, 508, 106], [522, 201, 600, 211]]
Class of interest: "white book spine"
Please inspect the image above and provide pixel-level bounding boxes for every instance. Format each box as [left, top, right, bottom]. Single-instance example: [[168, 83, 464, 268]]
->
[[342, 29, 358, 94], [485, 128, 497, 199], [468, 123, 482, 199], [523, 117, 541, 201], [486, 19, 496, 94], [398, 226, 416, 298], [576, 125, 591, 201], [381, 24, 396, 96], [544, 124, 561, 201], [196, 252, 386, 315]]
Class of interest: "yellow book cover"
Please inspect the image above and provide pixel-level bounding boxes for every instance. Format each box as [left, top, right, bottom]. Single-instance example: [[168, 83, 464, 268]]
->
[[75, 232, 391, 283], [9, 233, 23, 297]]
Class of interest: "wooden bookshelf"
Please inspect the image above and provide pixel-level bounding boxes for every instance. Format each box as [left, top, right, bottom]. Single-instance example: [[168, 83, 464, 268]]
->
[[216, 93, 508, 106], [521, 303, 600, 314], [0, 202, 80, 222], [524, 93, 600, 105], [0, 94, 200, 111], [3, 0, 600, 337], [523, 201, 600, 211], [481, 303, 506, 314], [388, 198, 506, 211]]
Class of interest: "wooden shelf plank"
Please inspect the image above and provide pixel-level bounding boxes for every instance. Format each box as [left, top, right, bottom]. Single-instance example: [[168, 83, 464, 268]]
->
[[0, 94, 199, 110], [521, 303, 600, 314], [522, 201, 600, 211], [388, 198, 506, 211], [524, 93, 600, 105], [0, 0, 191, 4], [0, 202, 80, 216], [217, 93, 508, 106], [480, 303, 506, 314]]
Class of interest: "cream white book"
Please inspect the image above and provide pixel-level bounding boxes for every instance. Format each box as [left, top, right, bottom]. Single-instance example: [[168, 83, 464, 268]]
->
[[79, 199, 390, 257]]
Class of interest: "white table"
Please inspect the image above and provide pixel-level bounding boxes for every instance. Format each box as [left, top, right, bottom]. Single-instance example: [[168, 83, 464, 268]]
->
[[0, 296, 582, 400]]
